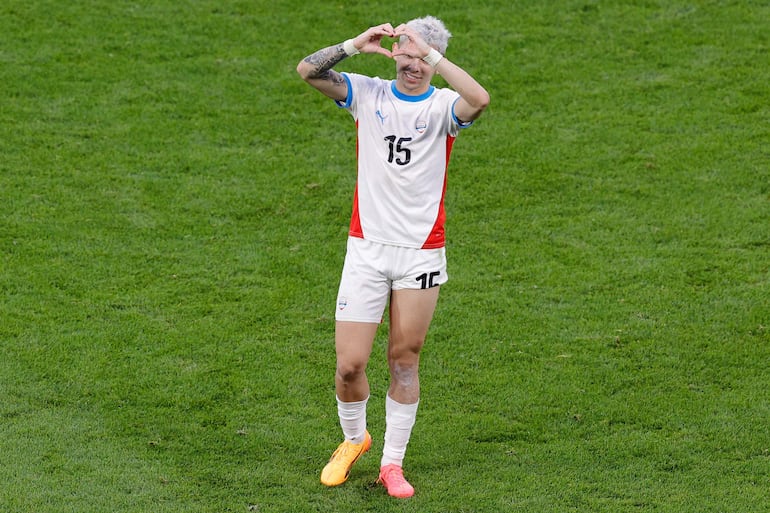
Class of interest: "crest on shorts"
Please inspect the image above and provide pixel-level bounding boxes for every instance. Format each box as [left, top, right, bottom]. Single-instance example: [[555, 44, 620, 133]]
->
[[337, 297, 348, 310]]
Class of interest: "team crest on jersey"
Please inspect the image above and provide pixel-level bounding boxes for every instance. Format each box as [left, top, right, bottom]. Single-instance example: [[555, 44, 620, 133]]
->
[[415, 120, 428, 133]]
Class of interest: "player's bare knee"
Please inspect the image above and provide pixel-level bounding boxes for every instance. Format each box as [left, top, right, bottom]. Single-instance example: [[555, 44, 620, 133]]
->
[[336, 361, 366, 384], [388, 338, 422, 362], [390, 361, 419, 387]]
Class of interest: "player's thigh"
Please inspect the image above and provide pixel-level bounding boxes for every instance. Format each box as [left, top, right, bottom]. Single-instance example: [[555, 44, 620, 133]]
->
[[335, 321, 379, 370], [388, 287, 441, 355]]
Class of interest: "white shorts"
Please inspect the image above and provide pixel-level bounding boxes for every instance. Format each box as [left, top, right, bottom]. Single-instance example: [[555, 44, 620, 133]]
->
[[335, 237, 448, 323]]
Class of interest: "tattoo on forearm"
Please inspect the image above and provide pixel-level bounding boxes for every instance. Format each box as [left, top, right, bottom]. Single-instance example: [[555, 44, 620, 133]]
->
[[303, 44, 347, 81]]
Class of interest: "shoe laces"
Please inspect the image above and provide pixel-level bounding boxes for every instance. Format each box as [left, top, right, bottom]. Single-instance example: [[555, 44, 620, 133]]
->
[[333, 440, 361, 461]]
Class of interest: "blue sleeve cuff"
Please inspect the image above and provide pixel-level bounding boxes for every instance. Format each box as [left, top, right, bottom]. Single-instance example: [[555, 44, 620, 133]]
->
[[334, 73, 353, 109], [451, 97, 474, 128]]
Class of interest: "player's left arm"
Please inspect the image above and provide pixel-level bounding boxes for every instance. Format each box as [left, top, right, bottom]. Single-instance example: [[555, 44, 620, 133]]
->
[[436, 58, 490, 124], [392, 24, 489, 123]]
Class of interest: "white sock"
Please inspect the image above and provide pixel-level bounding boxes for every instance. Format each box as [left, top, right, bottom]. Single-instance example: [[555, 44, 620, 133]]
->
[[381, 394, 419, 467], [337, 395, 368, 444]]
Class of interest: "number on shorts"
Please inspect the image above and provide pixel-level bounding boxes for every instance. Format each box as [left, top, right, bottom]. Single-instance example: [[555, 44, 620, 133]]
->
[[416, 271, 441, 289]]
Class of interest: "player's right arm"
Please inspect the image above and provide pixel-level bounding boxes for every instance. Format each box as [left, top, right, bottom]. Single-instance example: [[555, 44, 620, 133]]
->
[[297, 24, 396, 102], [296, 43, 350, 102]]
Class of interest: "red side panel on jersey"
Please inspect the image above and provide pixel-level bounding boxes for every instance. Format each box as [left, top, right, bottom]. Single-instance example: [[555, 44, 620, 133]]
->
[[349, 184, 363, 238], [421, 135, 456, 249], [349, 120, 364, 239]]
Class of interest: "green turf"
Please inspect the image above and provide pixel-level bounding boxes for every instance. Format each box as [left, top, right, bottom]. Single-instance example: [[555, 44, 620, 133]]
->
[[1, 0, 768, 511]]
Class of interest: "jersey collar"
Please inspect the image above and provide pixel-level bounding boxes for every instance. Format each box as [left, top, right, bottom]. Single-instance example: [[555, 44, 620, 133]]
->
[[391, 81, 435, 102]]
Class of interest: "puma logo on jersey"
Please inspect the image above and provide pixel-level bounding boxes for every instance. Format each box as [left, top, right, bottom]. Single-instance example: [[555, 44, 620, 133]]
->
[[376, 110, 387, 124]]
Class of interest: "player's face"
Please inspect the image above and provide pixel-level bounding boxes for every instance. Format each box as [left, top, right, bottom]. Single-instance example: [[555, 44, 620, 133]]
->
[[394, 40, 437, 95]]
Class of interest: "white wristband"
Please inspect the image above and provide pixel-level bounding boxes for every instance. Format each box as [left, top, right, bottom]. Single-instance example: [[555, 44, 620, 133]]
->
[[342, 39, 360, 56], [423, 48, 443, 67]]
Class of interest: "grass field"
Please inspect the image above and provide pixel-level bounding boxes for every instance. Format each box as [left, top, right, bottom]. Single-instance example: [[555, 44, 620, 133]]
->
[[1, 0, 768, 511]]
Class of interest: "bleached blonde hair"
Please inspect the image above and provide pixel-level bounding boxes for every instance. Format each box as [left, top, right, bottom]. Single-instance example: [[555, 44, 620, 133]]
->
[[403, 15, 452, 55]]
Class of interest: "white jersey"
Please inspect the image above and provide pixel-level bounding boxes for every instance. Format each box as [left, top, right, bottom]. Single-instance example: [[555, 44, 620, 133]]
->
[[336, 72, 471, 249]]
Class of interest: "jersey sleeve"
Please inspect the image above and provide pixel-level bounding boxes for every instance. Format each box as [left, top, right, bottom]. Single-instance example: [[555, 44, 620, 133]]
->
[[334, 73, 382, 118], [334, 72, 354, 110], [451, 97, 475, 129], [438, 90, 467, 138]]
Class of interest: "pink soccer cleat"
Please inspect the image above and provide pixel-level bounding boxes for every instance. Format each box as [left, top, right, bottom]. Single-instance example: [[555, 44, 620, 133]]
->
[[378, 464, 415, 498]]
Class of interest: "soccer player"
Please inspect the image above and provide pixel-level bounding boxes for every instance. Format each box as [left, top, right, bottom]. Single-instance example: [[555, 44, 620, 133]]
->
[[296, 16, 489, 498]]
